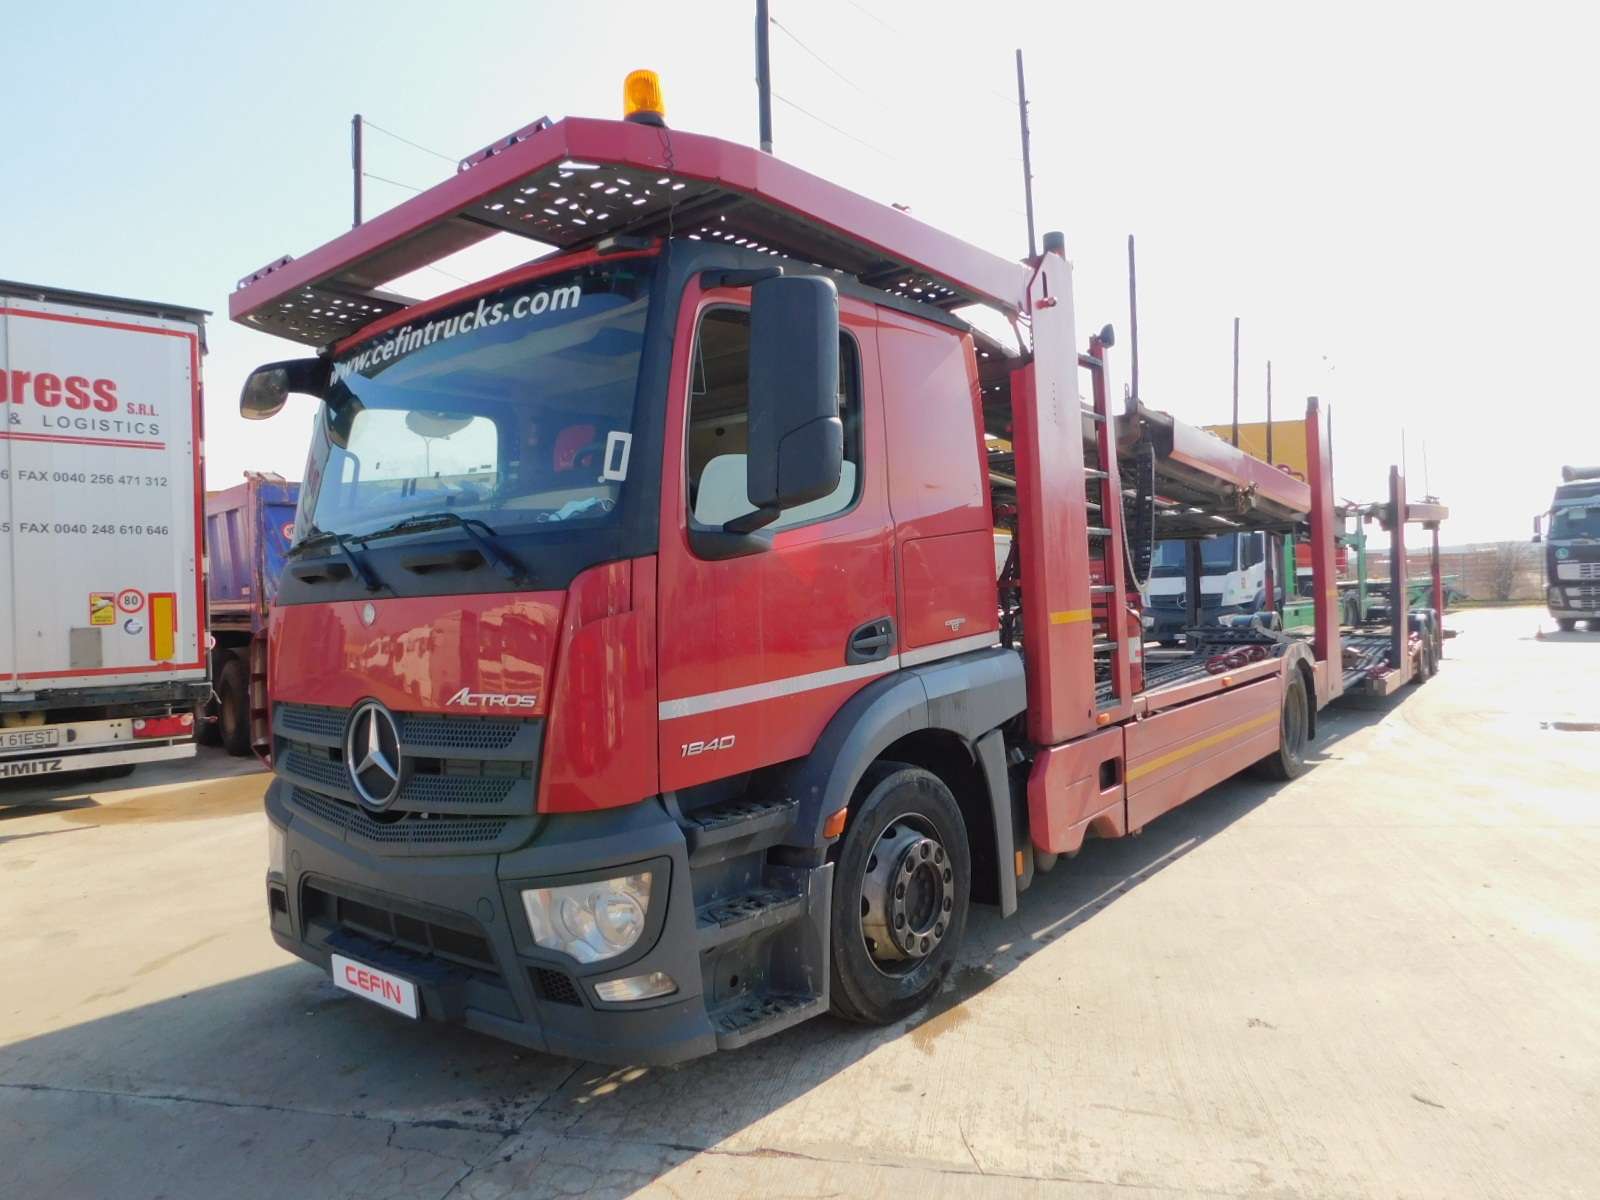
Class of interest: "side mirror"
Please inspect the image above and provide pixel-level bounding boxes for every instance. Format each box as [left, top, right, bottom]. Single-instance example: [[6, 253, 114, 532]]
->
[[240, 358, 330, 420], [734, 275, 843, 534], [1532, 514, 1542, 544]]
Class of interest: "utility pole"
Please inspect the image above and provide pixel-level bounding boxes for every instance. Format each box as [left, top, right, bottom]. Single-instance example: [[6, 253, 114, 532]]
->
[[1230, 317, 1240, 447], [755, 0, 774, 153], [351, 114, 364, 228], [1127, 235, 1140, 400], [1264, 360, 1275, 616], [1265, 360, 1273, 462], [1015, 50, 1037, 260]]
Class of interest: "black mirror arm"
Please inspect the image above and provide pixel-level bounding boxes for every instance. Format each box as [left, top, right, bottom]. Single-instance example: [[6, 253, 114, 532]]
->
[[722, 506, 780, 536], [687, 524, 775, 562]]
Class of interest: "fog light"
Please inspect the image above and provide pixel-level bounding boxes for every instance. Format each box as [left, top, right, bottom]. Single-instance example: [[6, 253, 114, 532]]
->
[[267, 821, 286, 876], [522, 872, 652, 964], [594, 971, 677, 1003]]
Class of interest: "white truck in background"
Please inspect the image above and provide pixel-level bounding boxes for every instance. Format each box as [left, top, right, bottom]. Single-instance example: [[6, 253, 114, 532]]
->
[[1, 280, 208, 784], [1142, 531, 1269, 643]]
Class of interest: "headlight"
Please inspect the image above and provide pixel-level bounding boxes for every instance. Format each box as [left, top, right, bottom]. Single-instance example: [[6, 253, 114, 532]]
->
[[522, 872, 652, 964], [267, 821, 286, 876]]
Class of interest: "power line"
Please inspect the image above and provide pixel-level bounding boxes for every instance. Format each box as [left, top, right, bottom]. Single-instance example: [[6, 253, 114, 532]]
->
[[771, 17, 863, 93], [362, 171, 425, 193], [361, 118, 458, 165], [772, 92, 892, 158], [841, 0, 896, 32], [828, 0, 1016, 111]]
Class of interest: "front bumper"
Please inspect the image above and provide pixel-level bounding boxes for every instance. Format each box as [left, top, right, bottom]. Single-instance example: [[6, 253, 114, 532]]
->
[[1145, 603, 1246, 642], [265, 778, 718, 1065]]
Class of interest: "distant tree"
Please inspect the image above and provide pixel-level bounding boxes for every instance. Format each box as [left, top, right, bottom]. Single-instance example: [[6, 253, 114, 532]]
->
[[1488, 540, 1530, 602]]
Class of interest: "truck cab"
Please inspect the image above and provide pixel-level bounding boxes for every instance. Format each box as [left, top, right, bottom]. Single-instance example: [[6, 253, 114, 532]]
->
[[1537, 467, 1600, 631], [1142, 531, 1268, 643]]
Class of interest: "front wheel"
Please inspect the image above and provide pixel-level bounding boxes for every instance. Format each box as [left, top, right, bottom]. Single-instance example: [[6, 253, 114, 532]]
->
[[829, 763, 971, 1025], [1557, 618, 1577, 632], [1253, 671, 1310, 781]]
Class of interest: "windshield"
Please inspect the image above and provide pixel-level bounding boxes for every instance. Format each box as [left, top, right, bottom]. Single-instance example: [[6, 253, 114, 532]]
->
[[1550, 505, 1600, 540], [1150, 534, 1239, 577], [296, 260, 654, 542]]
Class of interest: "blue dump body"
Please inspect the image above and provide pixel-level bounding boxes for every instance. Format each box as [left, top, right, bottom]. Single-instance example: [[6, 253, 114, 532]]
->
[[206, 475, 299, 632]]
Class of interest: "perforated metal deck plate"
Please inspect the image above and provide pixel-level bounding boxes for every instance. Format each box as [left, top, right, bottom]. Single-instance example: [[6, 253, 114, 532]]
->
[[232, 117, 1024, 347]]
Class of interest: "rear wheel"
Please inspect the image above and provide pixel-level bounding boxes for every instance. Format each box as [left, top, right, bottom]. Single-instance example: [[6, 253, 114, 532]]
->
[[1254, 672, 1310, 781], [829, 763, 971, 1025], [218, 656, 252, 757]]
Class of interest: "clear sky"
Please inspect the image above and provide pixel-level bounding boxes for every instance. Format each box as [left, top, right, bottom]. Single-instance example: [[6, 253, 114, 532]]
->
[[4, 1, 1594, 544]]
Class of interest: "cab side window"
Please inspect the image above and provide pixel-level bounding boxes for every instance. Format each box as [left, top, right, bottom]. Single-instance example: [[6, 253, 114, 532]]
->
[[687, 307, 861, 532]]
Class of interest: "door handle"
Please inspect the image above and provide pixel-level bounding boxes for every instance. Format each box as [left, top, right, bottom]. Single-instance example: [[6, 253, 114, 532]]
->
[[847, 618, 895, 665]]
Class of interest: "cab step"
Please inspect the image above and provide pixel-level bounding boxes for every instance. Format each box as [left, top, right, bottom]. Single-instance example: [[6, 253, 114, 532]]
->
[[696, 885, 806, 952], [709, 990, 827, 1051], [678, 796, 797, 867]]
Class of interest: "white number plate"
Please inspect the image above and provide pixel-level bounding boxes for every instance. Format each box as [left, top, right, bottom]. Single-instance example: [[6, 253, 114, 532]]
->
[[0, 728, 61, 752], [331, 953, 419, 1018]]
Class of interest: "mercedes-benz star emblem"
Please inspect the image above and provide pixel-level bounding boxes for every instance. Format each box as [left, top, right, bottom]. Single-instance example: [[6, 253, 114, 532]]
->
[[346, 703, 402, 808]]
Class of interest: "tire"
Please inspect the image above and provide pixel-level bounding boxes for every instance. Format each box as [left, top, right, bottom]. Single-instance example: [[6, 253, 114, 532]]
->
[[1342, 596, 1358, 627], [218, 656, 252, 757], [1253, 671, 1310, 781], [1557, 618, 1577, 632], [829, 762, 972, 1026]]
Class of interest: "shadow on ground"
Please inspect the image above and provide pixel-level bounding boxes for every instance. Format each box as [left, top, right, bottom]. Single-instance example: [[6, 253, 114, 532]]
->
[[1, 692, 1409, 1198]]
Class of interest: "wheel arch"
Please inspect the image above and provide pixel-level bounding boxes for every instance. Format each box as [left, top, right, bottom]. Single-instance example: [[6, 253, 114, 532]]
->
[[780, 648, 1024, 911]]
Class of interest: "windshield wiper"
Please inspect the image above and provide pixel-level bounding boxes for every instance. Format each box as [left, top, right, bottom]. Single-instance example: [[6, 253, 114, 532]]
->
[[354, 512, 527, 582], [287, 528, 381, 592]]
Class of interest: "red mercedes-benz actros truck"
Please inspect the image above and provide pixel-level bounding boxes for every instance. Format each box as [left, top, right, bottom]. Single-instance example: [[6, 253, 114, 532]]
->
[[233, 76, 1420, 1064]]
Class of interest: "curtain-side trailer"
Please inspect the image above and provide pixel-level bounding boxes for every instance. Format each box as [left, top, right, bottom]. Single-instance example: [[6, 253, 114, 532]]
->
[[0, 280, 207, 785]]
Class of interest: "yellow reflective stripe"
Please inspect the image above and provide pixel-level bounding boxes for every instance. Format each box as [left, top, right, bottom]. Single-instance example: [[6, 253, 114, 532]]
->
[[1050, 609, 1092, 625], [149, 594, 177, 661], [1127, 710, 1278, 782]]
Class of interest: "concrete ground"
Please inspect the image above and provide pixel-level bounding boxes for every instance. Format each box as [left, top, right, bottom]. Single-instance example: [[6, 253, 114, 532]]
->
[[3, 605, 1597, 1199]]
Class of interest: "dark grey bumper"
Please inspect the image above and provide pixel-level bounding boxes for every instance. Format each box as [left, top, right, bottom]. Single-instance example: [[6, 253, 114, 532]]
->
[[265, 778, 719, 1066]]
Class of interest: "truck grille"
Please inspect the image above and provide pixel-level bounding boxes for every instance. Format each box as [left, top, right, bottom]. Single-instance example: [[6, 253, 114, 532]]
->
[[289, 787, 514, 847], [273, 702, 540, 820]]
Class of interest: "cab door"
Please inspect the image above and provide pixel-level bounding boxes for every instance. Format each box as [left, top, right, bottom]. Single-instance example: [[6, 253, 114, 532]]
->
[[656, 282, 893, 791]]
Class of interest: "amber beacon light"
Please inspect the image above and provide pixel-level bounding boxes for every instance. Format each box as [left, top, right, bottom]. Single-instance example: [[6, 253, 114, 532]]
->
[[623, 69, 666, 126]]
